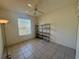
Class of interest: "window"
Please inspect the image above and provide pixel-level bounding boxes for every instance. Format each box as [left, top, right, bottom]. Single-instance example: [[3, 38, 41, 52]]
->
[[18, 18, 31, 36]]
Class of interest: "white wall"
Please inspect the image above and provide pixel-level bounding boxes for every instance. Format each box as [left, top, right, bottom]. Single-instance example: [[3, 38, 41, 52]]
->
[[76, 0, 79, 58], [0, 10, 36, 46], [38, 5, 77, 49], [0, 25, 3, 59], [76, 23, 79, 59]]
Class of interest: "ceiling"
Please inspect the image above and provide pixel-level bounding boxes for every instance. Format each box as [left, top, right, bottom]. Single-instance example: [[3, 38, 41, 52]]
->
[[38, 0, 76, 14], [0, 0, 39, 15], [0, 0, 77, 16]]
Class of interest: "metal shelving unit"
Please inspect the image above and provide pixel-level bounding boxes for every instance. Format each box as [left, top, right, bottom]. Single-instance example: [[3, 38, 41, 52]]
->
[[36, 24, 50, 41]]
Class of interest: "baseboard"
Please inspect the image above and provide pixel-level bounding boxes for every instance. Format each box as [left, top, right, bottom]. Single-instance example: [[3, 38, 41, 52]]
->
[[50, 39, 76, 50]]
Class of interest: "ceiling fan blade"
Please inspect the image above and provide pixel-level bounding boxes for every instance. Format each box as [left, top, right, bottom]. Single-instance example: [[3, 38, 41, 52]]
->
[[37, 9, 44, 14], [34, 10, 36, 15], [34, 3, 44, 14]]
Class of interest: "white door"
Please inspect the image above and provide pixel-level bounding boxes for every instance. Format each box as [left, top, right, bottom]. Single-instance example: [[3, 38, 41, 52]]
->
[[76, 24, 79, 59]]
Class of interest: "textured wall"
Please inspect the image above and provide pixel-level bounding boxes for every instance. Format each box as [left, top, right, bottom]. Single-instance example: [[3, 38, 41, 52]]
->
[[38, 5, 77, 49]]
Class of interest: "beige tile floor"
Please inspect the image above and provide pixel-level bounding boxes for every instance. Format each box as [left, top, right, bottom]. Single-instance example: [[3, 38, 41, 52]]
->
[[8, 39, 76, 59]]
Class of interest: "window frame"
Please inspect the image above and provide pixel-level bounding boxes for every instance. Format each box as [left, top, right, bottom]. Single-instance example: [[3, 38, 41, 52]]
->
[[17, 18, 32, 36]]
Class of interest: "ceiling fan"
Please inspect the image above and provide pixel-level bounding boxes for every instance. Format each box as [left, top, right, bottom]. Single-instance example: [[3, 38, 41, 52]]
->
[[33, 4, 44, 16], [28, 3, 44, 16]]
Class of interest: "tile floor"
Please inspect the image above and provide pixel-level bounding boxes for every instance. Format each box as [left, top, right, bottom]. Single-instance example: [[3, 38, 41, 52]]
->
[[8, 39, 76, 59]]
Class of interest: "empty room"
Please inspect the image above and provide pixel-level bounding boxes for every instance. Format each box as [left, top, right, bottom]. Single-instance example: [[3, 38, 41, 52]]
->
[[0, 0, 79, 59]]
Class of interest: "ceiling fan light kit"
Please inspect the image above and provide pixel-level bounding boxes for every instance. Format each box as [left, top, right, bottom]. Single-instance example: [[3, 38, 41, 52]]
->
[[28, 3, 32, 7]]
